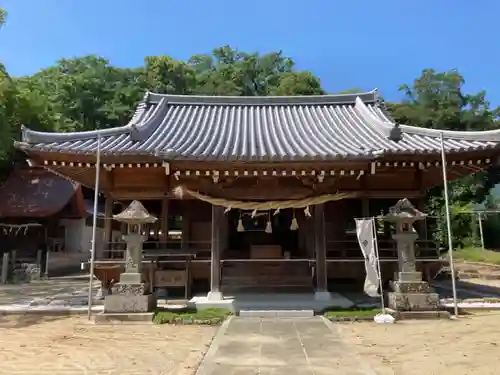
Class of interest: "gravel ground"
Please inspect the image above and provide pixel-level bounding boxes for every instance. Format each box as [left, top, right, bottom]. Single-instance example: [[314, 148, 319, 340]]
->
[[339, 312, 500, 375], [0, 315, 216, 375]]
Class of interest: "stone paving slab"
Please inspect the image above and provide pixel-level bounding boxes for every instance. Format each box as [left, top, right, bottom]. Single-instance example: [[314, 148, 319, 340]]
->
[[0, 275, 97, 305], [196, 316, 376, 375]]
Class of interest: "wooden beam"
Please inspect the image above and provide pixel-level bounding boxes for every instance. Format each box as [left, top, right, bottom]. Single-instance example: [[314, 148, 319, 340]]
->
[[103, 197, 113, 256], [110, 189, 170, 200], [102, 169, 115, 192], [160, 198, 169, 244], [314, 204, 328, 293], [181, 201, 191, 250], [357, 190, 424, 199], [208, 205, 223, 300]]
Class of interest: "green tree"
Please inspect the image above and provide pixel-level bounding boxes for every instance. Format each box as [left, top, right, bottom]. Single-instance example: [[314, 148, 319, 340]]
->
[[270, 72, 323, 96], [0, 8, 6, 28], [387, 69, 500, 246], [388, 69, 499, 131], [22, 56, 146, 131], [145, 55, 195, 94], [189, 46, 323, 96]]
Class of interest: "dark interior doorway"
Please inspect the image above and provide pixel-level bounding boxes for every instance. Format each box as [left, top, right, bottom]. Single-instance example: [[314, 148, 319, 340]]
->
[[227, 209, 299, 257]]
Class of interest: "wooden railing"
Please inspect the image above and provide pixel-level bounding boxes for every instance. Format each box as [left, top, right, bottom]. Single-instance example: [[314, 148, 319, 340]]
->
[[99, 240, 212, 262], [94, 239, 443, 265]]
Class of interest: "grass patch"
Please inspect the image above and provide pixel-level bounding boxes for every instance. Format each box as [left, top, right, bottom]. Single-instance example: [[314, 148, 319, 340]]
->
[[153, 307, 232, 325], [322, 306, 381, 318], [455, 247, 500, 265]]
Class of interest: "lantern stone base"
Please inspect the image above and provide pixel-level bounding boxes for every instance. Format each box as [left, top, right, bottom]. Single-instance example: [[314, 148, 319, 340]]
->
[[104, 294, 156, 313], [103, 281, 156, 314], [388, 281, 440, 312], [388, 270, 440, 312]]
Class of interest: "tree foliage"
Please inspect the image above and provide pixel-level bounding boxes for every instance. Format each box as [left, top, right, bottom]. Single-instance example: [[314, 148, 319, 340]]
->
[[0, 8, 6, 28]]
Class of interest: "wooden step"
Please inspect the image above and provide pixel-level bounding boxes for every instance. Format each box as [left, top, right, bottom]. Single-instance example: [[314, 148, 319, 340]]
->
[[223, 275, 312, 285], [223, 263, 311, 276], [221, 261, 313, 291]]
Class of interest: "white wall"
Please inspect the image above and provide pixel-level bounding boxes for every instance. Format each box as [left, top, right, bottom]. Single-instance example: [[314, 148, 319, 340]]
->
[[59, 218, 121, 257]]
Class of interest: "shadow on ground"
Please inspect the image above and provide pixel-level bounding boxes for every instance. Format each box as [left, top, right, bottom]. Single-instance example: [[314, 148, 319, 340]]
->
[[0, 314, 69, 328], [433, 280, 500, 299]]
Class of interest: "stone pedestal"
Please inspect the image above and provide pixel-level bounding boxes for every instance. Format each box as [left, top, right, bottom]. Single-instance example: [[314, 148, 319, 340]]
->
[[314, 291, 332, 301], [388, 272, 440, 311], [104, 293, 156, 313], [207, 291, 223, 301]]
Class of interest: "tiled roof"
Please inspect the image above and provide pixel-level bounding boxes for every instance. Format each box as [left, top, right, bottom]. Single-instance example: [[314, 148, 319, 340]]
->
[[16, 90, 500, 161]]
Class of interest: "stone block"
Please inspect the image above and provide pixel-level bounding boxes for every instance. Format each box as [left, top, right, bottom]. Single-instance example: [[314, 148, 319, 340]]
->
[[12, 269, 29, 284], [111, 282, 148, 296], [396, 271, 422, 282], [104, 294, 156, 313], [391, 310, 451, 320], [119, 272, 142, 284], [388, 291, 440, 311], [392, 281, 432, 294]]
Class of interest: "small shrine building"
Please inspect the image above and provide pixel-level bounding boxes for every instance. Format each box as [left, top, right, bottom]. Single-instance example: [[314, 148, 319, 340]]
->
[[14, 90, 500, 301]]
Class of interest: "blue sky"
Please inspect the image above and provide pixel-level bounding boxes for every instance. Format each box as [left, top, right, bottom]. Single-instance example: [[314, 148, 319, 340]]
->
[[0, 0, 498, 104]]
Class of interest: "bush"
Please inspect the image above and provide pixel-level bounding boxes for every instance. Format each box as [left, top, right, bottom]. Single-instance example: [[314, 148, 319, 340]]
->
[[153, 307, 232, 325], [454, 247, 500, 265], [322, 306, 381, 318]]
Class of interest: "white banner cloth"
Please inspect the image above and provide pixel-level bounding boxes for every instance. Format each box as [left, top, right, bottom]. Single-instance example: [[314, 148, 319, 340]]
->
[[355, 218, 380, 297]]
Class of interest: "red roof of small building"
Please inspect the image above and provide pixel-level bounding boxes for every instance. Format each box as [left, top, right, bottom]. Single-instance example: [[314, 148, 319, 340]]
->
[[0, 167, 85, 218]]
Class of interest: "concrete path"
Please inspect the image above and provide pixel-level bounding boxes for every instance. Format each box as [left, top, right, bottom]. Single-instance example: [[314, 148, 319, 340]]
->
[[196, 316, 376, 375], [0, 275, 100, 306]]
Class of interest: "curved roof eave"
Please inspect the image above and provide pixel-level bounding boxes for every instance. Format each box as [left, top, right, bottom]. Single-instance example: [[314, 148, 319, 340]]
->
[[354, 97, 500, 143], [20, 91, 155, 145]]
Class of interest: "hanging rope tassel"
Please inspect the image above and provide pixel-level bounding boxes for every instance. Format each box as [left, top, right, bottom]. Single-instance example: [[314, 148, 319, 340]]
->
[[265, 212, 273, 233], [237, 212, 245, 232], [290, 209, 299, 230]]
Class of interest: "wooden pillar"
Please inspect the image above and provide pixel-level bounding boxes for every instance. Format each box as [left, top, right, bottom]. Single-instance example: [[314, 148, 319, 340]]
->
[[160, 198, 169, 245], [10, 250, 16, 274], [220, 209, 228, 256], [305, 214, 315, 258], [103, 197, 113, 257], [1, 252, 9, 284], [314, 204, 329, 299], [182, 201, 191, 251], [36, 249, 43, 279], [416, 197, 427, 241], [362, 198, 370, 218], [208, 205, 223, 300]]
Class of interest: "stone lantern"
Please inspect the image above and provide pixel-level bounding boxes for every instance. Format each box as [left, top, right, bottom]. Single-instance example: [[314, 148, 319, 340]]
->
[[383, 198, 440, 312], [103, 200, 157, 315]]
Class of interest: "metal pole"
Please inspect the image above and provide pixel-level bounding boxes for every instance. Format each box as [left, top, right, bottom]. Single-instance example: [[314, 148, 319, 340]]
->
[[372, 218, 385, 314], [87, 134, 101, 320], [477, 212, 485, 251], [440, 132, 459, 317]]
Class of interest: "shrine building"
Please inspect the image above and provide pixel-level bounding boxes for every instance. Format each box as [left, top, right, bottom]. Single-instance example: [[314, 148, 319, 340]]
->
[[15, 90, 500, 304]]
